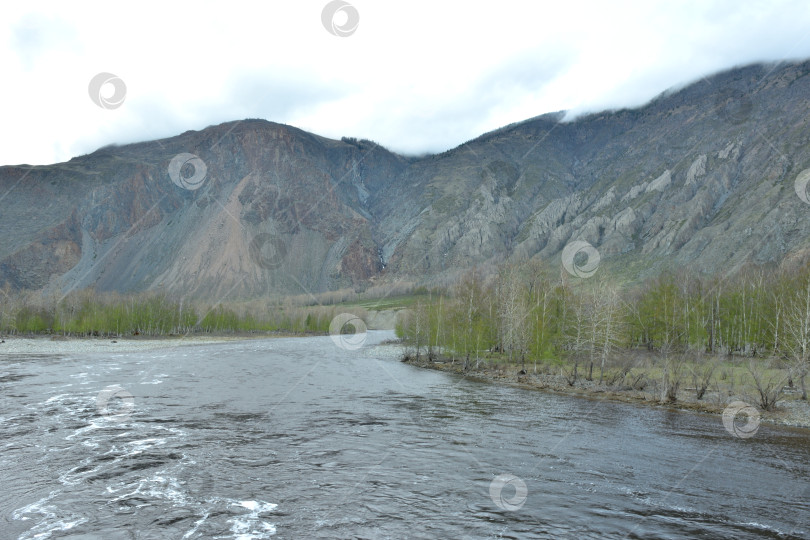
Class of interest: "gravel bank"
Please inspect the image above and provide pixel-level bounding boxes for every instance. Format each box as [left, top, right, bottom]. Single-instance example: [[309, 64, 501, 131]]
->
[[0, 335, 256, 355]]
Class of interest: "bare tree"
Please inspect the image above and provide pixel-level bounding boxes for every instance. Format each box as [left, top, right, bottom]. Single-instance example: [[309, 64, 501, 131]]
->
[[563, 287, 589, 385], [452, 270, 489, 370], [783, 276, 810, 400], [497, 265, 530, 371], [686, 350, 718, 400], [591, 281, 623, 384], [528, 268, 555, 373], [410, 303, 426, 361], [747, 357, 791, 410], [660, 347, 685, 403]]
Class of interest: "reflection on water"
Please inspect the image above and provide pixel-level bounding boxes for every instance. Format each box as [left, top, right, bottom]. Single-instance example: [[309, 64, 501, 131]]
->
[[0, 331, 808, 539]]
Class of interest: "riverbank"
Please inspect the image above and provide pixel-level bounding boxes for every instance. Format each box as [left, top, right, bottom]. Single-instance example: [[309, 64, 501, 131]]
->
[[393, 345, 810, 431], [0, 331, 320, 355]]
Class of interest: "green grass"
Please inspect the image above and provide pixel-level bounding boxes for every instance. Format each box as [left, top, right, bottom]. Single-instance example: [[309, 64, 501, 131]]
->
[[1, 290, 366, 337], [336, 293, 430, 312]]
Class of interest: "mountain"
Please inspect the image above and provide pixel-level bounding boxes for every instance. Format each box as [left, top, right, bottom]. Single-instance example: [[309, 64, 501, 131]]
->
[[3, 60, 810, 299]]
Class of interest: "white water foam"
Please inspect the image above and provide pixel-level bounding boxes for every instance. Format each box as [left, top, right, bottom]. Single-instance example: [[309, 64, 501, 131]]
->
[[228, 500, 278, 538], [12, 491, 88, 539]]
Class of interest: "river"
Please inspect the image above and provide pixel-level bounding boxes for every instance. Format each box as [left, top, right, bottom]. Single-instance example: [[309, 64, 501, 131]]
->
[[1, 331, 808, 539]]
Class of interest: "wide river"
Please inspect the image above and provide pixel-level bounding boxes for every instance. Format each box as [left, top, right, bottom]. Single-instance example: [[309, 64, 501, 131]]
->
[[0, 331, 808, 539]]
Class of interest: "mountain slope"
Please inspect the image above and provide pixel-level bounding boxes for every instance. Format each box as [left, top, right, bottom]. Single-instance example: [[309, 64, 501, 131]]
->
[[3, 61, 810, 299], [374, 61, 810, 282]]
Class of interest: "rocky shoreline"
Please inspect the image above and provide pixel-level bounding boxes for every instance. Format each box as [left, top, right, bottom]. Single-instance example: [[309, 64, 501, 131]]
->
[[397, 349, 810, 431]]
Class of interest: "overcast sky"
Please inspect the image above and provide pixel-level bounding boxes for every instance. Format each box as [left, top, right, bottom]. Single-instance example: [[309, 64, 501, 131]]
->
[[3, 0, 810, 165]]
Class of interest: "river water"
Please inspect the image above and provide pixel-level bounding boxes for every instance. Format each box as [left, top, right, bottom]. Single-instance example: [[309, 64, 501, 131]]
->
[[0, 331, 808, 539]]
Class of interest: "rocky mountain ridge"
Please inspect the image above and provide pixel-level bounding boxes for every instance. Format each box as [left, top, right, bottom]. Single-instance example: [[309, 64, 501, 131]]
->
[[3, 60, 810, 299]]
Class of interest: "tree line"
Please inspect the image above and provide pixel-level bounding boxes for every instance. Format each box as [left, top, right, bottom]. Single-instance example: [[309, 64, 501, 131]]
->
[[0, 288, 367, 337], [395, 260, 810, 409]]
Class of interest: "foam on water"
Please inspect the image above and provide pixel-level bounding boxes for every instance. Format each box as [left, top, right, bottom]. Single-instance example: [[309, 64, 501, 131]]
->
[[182, 509, 212, 539], [107, 471, 195, 510], [44, 393, 72, 403], [126, 437, 166, 450], [65, 422, 102, 440], [228, 500, 278, 539], [12, 491, 88, 540], [742, 520, 796, 536]]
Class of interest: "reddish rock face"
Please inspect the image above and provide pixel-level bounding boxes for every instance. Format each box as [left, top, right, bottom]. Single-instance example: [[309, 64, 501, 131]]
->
[[339, 238, 382, 284], [0, 120, 406, 297]]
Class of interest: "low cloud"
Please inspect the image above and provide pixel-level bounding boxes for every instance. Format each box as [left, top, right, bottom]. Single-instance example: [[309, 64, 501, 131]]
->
[[3, 0, 810, 164]]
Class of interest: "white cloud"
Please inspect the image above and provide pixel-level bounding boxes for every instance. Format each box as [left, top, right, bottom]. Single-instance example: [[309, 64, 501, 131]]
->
[[2, 0, 810, 164]]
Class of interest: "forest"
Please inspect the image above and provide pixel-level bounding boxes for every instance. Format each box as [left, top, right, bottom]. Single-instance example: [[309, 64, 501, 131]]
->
[[0, 288, 367, 337], [395, 260, 810, 410]]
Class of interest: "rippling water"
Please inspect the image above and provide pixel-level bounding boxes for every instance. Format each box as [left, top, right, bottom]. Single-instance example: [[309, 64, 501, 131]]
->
[[1, 331, 808, 539]]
